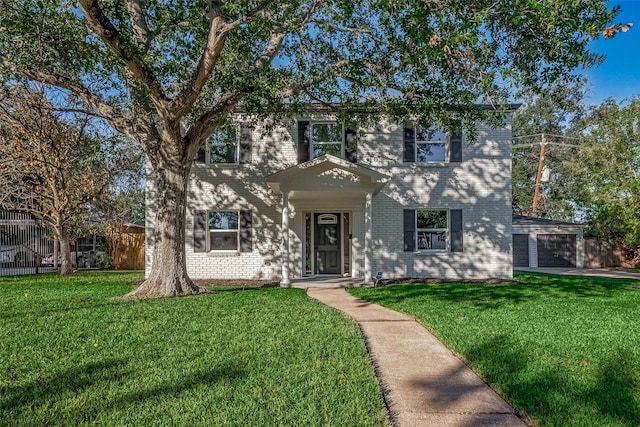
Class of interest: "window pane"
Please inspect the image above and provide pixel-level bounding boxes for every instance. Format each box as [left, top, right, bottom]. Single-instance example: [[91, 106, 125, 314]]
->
[[417, 210, 447, 229], [418, 231, 447, 250], [209, 143, 237, 163], [210, 232, 238, 250], [416, 126, 446, 142], [417, 142, 446, 162], [312, 123, 342, 143], [208, 126, 237, 163], [313, 143, 342, 158], [209, 212, 239, 230]]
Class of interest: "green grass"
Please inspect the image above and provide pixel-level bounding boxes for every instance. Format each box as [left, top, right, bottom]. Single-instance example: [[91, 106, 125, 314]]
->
[[0, 272, 387, 426], [351, 272, 640, 427]]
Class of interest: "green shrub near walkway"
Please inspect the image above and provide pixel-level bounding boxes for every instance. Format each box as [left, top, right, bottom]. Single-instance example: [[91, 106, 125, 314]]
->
[[351, 272, 640, 427], [0, 272, 387, 426]]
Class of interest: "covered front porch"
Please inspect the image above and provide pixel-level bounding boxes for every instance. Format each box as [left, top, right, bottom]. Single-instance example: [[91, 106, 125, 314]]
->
[[266, 155, 389, 287]]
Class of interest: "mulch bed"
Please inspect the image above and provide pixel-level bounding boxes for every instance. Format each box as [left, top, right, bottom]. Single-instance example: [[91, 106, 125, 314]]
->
[[193, 279, 279, 288]]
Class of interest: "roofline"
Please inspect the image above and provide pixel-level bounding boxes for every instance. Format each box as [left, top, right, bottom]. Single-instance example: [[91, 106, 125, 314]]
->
[[512, 214, 585, 228]]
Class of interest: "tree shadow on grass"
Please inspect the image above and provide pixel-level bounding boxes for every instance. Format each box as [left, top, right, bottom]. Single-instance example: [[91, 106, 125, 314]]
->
[[463, 335, 640, 426], [0, 358, 130, 414], [359, 272, 640, 310], [1, 358, 244, 423]]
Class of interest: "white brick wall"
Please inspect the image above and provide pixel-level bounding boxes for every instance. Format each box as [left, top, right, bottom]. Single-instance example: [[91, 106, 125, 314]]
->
[[364, 120, 513, 279], [146, 114, 513, 280]]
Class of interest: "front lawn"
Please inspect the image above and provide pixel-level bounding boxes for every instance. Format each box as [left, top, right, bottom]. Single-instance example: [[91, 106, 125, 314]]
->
[[351, 272, 640, 427], [0, 272, 387, 426]]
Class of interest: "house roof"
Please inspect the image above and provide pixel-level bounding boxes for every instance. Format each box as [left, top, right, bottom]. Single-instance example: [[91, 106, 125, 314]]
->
[[512, 214, 585, 228], [266, 154, 389, 200]]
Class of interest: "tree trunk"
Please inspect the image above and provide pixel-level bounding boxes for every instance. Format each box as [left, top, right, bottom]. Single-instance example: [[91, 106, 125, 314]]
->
[[56, 227, 74, 276], [126, 154, 200, 299]]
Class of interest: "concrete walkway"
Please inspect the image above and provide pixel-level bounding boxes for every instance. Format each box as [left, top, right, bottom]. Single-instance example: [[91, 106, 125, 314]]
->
[[307, 288, 527, 427]]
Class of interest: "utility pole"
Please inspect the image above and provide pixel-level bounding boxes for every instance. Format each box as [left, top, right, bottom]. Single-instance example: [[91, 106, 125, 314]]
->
[[532, 134, 546, 217], [512, 134, 581, 218]]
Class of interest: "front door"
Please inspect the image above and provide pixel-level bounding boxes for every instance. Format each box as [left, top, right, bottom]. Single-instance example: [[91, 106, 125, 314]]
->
[[314, 213, 341, 274]]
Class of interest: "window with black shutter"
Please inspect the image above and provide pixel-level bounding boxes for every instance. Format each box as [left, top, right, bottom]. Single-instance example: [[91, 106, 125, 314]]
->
[[193, 210, 207, 252], [450, 209, 463, 252], [239, 126, 252, 164], [403, 209, 416, 252], [239, 210, 252, 252], [403, 127, 415, 163], [404, 125, 462, 164], [297, 121, 310, 163], [450, 131, 462, 163], [193, 210, 253, 252], [345, 128, 357, 163]]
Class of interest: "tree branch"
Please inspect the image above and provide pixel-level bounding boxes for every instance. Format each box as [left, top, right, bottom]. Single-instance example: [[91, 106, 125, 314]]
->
[[78, 0, 170, 112], [184, 89, 253, 156], [127, 0, 150, 47], [14, 67, 160, 149]]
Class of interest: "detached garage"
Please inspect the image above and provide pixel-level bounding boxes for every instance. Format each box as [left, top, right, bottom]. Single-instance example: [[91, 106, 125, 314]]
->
[[512, 215, 585, 269]]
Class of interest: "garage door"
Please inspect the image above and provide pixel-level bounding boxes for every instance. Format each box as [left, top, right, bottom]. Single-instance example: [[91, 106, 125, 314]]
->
[[537, 234, 576, 267], [513, 234, 529, 267]]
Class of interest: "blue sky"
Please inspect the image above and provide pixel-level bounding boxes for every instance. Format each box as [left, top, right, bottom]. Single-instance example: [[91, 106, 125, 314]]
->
[[584, 0, 640, 105]]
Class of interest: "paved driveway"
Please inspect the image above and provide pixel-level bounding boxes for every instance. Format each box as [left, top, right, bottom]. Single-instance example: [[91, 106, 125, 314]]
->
[[516, 267, 640, 280]]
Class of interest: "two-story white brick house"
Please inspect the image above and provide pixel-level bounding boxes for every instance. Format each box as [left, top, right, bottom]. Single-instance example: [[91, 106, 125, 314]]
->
[[145, 108, 515, 285]]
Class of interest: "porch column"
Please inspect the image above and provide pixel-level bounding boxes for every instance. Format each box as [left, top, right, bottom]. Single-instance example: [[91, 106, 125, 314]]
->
[[280, 191, 291, 287], [363, 191, 373, 285]]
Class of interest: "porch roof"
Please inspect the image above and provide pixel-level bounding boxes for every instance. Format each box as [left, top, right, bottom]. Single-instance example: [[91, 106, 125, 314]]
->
[[266, 155, 389, 201]]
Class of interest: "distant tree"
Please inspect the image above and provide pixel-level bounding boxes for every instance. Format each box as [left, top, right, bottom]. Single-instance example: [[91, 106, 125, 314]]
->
[[0, 0, 620, 297], [571, 97, 640, 261], [0, 85, 136, 275], [512, 79, 588, 219], [93, 186, 145, 270]]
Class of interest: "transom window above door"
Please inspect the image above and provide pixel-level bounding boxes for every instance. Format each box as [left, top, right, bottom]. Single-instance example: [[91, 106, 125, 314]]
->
[[311, 122, 344, 158], [415, 125, 447, 163]]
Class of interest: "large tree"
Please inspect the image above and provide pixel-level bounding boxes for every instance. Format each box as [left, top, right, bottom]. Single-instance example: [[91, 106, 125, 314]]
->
[[0, 0, 621, 297], [0, 85, 115, 275], [512, 78, 588, 219], [571, 97, 640, 261]]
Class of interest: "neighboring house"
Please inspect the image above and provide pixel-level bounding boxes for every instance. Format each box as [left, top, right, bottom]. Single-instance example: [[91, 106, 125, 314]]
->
[[145, 107, 516, 285], [512, 215, 585, 269]]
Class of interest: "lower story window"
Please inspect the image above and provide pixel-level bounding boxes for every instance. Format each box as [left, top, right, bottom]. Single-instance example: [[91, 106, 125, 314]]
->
[[417, 209, 448, 251], [209, 211, 239, 251]]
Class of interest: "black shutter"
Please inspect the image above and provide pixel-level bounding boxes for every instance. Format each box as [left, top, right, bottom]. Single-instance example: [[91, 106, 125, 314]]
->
[[450, 209, 463, 252], [194, 210, 207, 253], [403, 127, 415, 163], [239, 126, 252, 164], [403, 209, 416, 252], [240, 210, 252, 252], [450, 130, 462, 163], [345, 128, 357, 163], [298, 121, 310, 163], [195, 143, 206, 164]]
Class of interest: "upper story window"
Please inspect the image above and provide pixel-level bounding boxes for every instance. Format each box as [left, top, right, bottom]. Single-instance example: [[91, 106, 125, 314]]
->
[[417, 209, 448, 251], [311, 122, 344, 159], [415, 126, 447, 163], [208, 125, 238, 164], [403, 125, 461, 164]]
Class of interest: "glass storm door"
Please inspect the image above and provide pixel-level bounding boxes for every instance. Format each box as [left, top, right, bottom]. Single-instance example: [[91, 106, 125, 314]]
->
[[314, 213, 341, 274]]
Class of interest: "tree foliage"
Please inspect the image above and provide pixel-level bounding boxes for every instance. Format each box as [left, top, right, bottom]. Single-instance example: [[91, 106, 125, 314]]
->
[[0, 85, 119, 274], [512, 78, 587, 219], [572, 97, 640, 256], [0, 0, 621, 296]]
